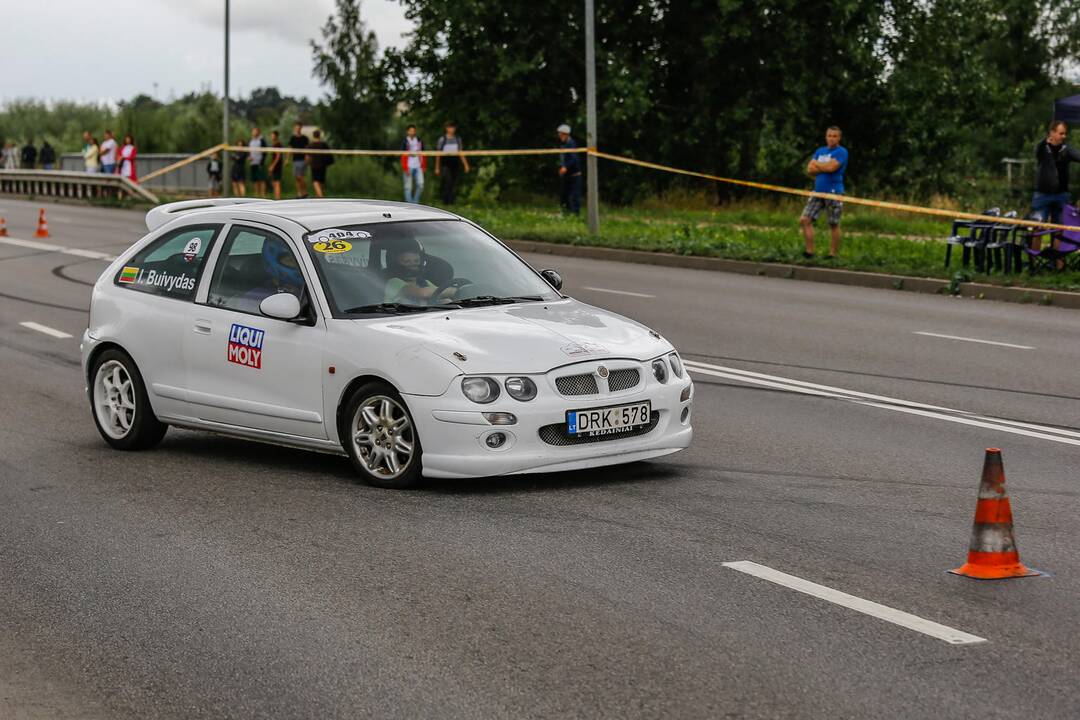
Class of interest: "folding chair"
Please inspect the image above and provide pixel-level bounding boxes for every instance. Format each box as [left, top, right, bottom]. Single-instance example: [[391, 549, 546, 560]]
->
[[1021, 204, 1080, 273]]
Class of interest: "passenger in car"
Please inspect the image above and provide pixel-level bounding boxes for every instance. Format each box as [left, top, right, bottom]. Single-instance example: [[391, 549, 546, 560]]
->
[[234, 238, 305, 313]]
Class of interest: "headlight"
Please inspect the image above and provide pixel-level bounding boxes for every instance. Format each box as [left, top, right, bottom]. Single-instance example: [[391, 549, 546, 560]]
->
[[462, 377, 500, 403], [504, 376, 537, 401], [668, 352, 683, 378], [651, 359, 668, 383]]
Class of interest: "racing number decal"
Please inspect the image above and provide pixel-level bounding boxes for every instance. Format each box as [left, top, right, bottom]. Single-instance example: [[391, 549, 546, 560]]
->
[[311, 239, 352, 254]]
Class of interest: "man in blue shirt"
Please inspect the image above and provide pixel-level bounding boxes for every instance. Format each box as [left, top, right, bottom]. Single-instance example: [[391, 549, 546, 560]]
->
[[557, 123, 582, 215], [800, 126, 849, 258]]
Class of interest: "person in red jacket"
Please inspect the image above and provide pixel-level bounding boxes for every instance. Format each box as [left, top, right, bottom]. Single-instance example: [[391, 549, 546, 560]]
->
[[119, 134, 138, 182], [400, 125, 426, 203]]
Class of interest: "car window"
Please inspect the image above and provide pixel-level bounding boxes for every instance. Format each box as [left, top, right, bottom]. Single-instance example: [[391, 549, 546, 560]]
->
[[206, 225, 307, 316], [114, 225, 220, 301], [302, 220, 559, 316]]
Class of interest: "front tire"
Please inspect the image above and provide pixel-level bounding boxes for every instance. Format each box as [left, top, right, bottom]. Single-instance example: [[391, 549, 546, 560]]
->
[[343, 381, 423, 489], [90, 348, 168, 450]]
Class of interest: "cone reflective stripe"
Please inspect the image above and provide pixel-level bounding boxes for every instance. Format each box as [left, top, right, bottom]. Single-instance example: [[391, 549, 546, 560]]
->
[[949, 448, 1041, 579], [34, 208, 49, 238], [0, 217, 7, 236]]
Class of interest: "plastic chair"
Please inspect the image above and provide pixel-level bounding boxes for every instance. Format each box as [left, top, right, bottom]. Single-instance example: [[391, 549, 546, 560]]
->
[[945, 208, 999, 269]]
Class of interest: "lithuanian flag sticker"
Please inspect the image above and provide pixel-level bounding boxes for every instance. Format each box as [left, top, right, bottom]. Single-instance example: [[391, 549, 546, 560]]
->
[[119, 266, 139, 284]]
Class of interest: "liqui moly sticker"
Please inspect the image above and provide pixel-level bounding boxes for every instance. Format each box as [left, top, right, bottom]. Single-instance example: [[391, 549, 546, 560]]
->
[[228, 323, 265, 369]]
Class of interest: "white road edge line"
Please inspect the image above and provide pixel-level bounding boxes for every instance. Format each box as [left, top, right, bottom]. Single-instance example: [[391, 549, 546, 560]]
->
[[913, 331, 1034, 350], [722, 561, 987, 646], [0, 236, 116, 262], [580, 286, 656, 298], [683, 359, 1080, 445], [19, 321, 73, 339]]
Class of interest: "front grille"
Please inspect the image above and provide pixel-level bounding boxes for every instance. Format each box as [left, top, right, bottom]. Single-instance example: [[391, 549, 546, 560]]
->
[[607, 368, 640, 392], [538, 411, 661, 446], [556, 373, 598, 396]]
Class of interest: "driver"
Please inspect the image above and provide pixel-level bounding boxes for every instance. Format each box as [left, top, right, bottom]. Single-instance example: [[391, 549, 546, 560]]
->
[[235, 236, 304, 313], [383, 238, 458, 303]]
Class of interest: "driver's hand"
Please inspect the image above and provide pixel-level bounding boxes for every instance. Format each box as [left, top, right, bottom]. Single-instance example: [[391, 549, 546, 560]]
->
[[438, 287, 458, 300]]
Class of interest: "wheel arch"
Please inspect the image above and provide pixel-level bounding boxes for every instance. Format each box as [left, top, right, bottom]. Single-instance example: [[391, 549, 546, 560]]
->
[[86, 340, 131, 385], [335, 373, 402, 444]]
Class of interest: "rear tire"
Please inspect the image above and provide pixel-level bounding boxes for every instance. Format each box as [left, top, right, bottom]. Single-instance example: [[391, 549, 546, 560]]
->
[[89, 349, 168, 450], [342, 381, 423, 489]]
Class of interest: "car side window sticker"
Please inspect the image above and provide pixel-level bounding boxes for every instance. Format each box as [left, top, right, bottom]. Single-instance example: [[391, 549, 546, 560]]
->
[[115, 227, 217, 300]]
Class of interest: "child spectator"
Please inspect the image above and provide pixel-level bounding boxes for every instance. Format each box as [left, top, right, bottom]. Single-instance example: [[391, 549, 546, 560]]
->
[[207, 152, 223, 196]]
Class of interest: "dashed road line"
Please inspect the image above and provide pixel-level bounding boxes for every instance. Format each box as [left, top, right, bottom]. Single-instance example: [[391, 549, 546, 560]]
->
[[19, 321, 74, 339], [684, 358, 1080, 446], [913, 331, 1034, 350], [722, 561, 987, 645], [0, 236, 115, 261], [580, 286, 656, 298]]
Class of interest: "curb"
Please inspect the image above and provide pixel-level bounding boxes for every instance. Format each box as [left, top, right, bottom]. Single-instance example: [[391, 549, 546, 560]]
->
[[506, 239, 1080, 310]]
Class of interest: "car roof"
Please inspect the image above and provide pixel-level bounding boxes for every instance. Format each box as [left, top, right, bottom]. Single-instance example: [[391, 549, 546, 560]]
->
[[146, 198, 460, 233]]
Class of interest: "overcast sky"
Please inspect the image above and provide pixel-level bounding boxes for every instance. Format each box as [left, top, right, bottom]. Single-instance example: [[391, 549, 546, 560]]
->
[[0, 0, 412, 104]]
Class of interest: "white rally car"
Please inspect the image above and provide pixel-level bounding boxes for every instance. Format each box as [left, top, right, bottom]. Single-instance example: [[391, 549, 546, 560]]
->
[[81, 199, 693, 488]]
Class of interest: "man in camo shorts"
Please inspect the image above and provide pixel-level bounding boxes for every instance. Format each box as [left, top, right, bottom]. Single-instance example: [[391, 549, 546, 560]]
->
[[800, 126, 848, 258]]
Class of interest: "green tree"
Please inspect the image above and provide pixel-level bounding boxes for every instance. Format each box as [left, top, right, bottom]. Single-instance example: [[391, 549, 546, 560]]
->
[[311, 0, 392, 148]]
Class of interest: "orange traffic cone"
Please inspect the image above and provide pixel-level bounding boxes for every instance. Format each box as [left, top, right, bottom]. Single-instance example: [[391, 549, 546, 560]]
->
[[949, 448, 1041, 579], [34, 208, 49, 238], [0, 217, 7, 237]]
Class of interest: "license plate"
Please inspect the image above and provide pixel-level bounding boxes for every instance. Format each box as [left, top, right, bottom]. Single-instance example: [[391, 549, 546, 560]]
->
[[566, 401, 652, 437]]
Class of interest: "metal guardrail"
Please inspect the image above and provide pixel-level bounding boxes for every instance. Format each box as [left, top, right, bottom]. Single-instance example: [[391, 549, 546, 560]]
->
[[60, 153, 207, 192], [0, 169, 159, 203]]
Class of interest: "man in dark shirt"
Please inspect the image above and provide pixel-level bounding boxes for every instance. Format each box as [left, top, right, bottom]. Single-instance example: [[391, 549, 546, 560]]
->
[[557, 123, 582, 215], [20, 139, 37, 169], [1033, 120, 1080, 225], [288, 122, 310, 198]]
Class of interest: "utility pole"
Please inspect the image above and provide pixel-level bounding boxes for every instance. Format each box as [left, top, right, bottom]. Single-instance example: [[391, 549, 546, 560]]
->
[[222, 0, 231, 196], [584, 0, 600, 235]]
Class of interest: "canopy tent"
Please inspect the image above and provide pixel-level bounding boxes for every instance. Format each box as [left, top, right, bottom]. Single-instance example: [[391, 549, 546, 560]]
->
[[1055, 94, 1080, 124]]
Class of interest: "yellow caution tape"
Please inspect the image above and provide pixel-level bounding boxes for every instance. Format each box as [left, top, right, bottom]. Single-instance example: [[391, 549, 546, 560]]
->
[[223, 145, 587, 157]]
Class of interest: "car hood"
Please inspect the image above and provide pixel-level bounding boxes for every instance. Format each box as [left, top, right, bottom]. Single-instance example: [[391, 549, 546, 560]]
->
[[355, 298, 673, 374]]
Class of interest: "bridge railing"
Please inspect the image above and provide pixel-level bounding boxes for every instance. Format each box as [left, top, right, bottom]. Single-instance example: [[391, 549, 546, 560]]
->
[[0, 169, 159, 204], [60, 153, 205, 193]]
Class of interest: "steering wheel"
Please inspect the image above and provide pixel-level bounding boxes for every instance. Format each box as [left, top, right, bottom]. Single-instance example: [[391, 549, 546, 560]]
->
[[433, 277, 473, 299]]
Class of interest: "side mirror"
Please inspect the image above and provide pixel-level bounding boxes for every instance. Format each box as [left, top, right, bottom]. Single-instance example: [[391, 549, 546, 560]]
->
[[540, 268, 563, 291], [260, 292, 302, 320]]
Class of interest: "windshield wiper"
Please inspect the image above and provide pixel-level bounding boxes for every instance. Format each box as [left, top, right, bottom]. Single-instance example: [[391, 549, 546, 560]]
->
[[448, 295, 546, 307], [344, 302, 460, 314]]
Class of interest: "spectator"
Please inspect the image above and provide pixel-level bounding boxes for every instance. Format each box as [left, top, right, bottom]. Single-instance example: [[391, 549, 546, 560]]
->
[[39, 140, 56, 170], [1032, 120, 1080, 227], [20, 138, 37, 170], [207, 152, 223, 197], [288, 122, 310, 198], [269, 130, 284, 200], [83, 132, 100, 173], [400, 125, 426, 203], [248, 126, 268, 197], [100, 130, 118, 174], [435, 122, 470, 205], [800, 126, 848, 259], [308, 129, 333, 198], [556, 124, 582, 215], [231, 138, 247, 196], [2, 141, 17, 169], [119, 134, 138, 182]]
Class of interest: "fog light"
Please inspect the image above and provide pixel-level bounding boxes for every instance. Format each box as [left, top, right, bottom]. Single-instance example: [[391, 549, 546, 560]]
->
[[652, 359, 668, 383], [680, 384, 692, 402], [485, 432, 507, 449], [483, 412, 517, 425]]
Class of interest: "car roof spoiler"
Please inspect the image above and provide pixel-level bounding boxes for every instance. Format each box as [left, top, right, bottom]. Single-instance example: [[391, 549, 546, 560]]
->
[[145, 198, 268, 231]]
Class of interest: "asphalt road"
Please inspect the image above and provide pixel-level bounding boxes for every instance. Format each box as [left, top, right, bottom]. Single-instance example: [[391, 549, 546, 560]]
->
[[2, 197, 1080, 719]]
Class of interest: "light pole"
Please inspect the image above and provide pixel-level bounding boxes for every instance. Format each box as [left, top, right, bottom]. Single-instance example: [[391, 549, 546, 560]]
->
[[222, 0, 231, 195], [584, 0, 600, 235]]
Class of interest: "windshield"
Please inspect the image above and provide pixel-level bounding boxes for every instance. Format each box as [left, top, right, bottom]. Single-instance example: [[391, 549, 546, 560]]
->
[[302, 220, 560, 316]]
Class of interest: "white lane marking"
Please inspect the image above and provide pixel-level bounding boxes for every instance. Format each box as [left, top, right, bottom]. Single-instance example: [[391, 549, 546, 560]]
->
[[0, 236, 115, 261], [722, 561, 987, 646], [580, 286, 656, 298], [913, 331, 1034, 350], [684, 359, 1080, 446], [19, 321, 73, 339]]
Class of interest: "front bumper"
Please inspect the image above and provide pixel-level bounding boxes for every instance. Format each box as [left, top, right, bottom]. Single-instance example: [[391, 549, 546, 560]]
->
[[405, 360, 694, 479]]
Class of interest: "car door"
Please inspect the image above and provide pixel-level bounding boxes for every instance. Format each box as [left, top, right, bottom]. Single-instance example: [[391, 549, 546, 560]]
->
[[184, 223, 328, 439], [107, 224, 222, 420]]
